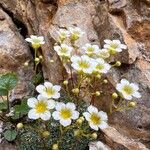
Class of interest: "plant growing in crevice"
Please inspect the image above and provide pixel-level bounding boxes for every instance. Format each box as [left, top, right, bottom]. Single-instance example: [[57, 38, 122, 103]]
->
[[0, 27, 141, 149]]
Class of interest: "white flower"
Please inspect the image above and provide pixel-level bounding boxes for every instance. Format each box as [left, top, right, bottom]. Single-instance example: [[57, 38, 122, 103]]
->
[[116, 79, 141, 100], [98, 49, 110, 59], [104, 39, 127, 54], [54, 44, 73, 57], [68, 27, 84, 40], [89, 141, 110, 150], [71, 55, 97, 74], [36, 82, 61, 99], [25, 35, 45, 49], [82, 43, 100, 56], [57, 29, 70, 40], [83, 105, 108, 131], [52, 102, 79, 127], [94, 58, 111, 74], [27, 95, 55, 121]]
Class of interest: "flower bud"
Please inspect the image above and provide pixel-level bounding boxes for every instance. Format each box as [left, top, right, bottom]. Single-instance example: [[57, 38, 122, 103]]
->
[[112, 93, 118, 99], [96, 74, 101, 79], [91, 132, 97, 139], [128, 101, 136, 107], [74, 129, 80, 136], [63, 80, 68, 85], [103, 79, 108, 84], [24, 62, 29, 67], [95, 91, 100, 96], [34, 57, 40, 62], [50, 60, 54, 63], [42, 131, 50, 138], [79, 116, 85, 121], [17, 123, 23, 129], [115, 61, 121, 67], [52, 144, 58, 150], [39, 55, 43, 60], [72, 88, 79, 94], [76, 119, 83, 125]]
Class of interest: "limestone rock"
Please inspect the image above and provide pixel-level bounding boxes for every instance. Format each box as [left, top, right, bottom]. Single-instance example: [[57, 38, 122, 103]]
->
[[0, 0, 150, 149], [0, 8, 34, 101]]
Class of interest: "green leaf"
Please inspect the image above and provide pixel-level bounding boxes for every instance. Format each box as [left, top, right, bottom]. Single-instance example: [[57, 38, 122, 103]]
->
[[0, 73, 18, 96], [0, 101, 7, 111], [31, 72, 44, 85], [11, 99, 29, 120], [4, 129, 17, 141]]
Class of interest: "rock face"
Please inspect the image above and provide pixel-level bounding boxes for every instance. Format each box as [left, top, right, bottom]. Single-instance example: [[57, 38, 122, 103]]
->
[[0, 8, 34, 101], [0, 0, 150, 149]]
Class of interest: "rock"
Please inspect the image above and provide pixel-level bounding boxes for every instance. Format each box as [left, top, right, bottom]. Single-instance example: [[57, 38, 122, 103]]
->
[[0, 0, 150, 149], [0, 8, 34, 101]]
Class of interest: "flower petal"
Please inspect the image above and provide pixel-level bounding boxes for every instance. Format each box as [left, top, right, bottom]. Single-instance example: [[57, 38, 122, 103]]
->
[[98, 121, 108, 129], [66, 102, 76, 110], [87, 105, 98, 113], [40, 111, 51, 121], [83, 112, 90, 121], [55, 102, 66, 111], [98, 111, 108, 121], [36, 85, 46, 94], [52, 111, 60, 120], [60, 119, 71, 127], [28, 109, 39, 120], [72, 111, 79, 120], [89, 122, 99, 131], [27, 98, 37, 108], [132, 92, 141, 98], [47, 99, 56, 109], [44, 82, 53, 88]]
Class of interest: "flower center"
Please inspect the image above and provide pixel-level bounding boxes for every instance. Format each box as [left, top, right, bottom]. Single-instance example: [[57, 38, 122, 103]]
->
[[35, 101, 47, 113], [61, 47, 68, 53], [78, 60, 90, 69], [60, 108, 72, 119], [90, 113, 101, 125], [96, 64, 104, 70], [32, 39, 41, 43], [123, 85, 133, 95], [45, 87, 55, 96], [111, 43, 118, 49], [87, 47, 94, 53]]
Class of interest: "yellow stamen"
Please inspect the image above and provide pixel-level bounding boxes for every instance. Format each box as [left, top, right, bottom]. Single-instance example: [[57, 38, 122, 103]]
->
[[35, 101, 47, 113], [45, 88, 55, 96], [90, 113, 101, 125], [78, 61, 90, 69], [60, 108, 72, 119], [123, 85, 133, 95]]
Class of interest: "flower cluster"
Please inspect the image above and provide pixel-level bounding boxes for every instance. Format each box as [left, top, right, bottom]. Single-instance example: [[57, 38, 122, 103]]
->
[[27, 82, 108, 130]]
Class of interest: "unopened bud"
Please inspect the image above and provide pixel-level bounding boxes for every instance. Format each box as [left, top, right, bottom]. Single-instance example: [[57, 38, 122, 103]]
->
[[76, 119, 83, 125], [115, 61, 121, 66], [128, 101, 136, 107], [96, 74, 101, 79], [39, 55, 43, 59], [79, 116, 85, 121], [103, 79, 108, 84], [63, 80, 68, 85], [52, 144, 58, 150], [50, 60, 54, 63], [42, 131, 50, 138], [35, 57, 40, 62], [72, 88, 79, 94], [24, 62, 29, 67], [17, 123, 23, 129], [112, 93, 118, 99], [74, 129, 80, 136], [91, 132, 97, 139], [95, 91, 100, 96]]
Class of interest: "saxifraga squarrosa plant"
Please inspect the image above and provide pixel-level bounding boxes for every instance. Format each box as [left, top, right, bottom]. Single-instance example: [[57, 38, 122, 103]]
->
[[0, 27, 141, 150]]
